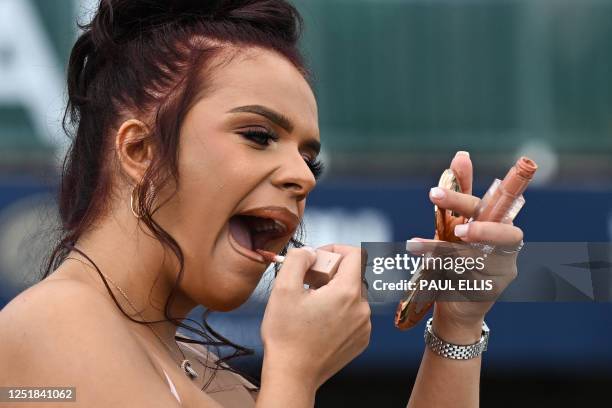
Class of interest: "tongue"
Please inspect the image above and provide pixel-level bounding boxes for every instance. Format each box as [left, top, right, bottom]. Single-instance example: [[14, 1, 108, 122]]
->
[[252, 231, 274, 251], [229, 216, 252, 249]]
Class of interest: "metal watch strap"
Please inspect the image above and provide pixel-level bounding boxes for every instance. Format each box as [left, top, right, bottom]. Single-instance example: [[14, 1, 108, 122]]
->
[[424, 318, 489, 360]]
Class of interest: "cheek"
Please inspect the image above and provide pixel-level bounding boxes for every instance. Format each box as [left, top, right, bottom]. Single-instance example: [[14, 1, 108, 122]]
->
[[153, 134, 269, 308], [148, 133, 244, 261], [179, 134, 264, 197], [179, 247, 266, 311]]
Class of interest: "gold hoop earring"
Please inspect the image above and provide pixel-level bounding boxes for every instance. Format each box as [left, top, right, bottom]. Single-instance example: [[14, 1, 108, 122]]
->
[[130, 184, 141, 219], [131, 182, 157, 219]]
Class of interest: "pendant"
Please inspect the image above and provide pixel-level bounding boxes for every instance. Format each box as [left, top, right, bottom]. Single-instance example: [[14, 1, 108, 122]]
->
[[181, 359, 198, 380]]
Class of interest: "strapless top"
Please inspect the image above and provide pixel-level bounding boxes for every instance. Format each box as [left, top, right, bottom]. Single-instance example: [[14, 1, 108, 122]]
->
[[160, 340, 258, 407]]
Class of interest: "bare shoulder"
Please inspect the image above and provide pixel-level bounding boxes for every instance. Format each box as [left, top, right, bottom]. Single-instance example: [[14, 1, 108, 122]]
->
[[0, 279, 182, 408], [1, 277, 120, 330], [0, 278, 125, 354]]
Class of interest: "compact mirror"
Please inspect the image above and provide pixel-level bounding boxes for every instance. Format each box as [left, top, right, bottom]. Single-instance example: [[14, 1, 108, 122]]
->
[[395, 169, 465, 330]]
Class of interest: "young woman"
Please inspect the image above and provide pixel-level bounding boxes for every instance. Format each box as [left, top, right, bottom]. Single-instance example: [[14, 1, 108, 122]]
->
[[0, 1, 523, 407]]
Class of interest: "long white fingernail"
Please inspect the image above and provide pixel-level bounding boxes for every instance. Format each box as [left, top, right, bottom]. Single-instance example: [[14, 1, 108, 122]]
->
[[455, 151, 470, 158], [454, 223, 469, 237], [406, 239, 424, 252], [430, 187, 445, 199]]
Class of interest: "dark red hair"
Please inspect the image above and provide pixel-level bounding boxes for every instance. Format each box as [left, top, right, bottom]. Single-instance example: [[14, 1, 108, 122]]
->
[[42, 0, 309, 387]]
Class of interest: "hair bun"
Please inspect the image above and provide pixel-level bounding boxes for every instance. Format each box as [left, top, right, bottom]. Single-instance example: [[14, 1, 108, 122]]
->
[[82, 0, 302, 63], [166, 0, 224, 16], [95, 0, 225, 25], [86, 0, 300, 55], [86, 0, 225, 53]]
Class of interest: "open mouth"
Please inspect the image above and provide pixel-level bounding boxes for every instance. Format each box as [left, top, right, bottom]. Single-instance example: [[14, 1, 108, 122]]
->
[[227, 207, 299, 262]]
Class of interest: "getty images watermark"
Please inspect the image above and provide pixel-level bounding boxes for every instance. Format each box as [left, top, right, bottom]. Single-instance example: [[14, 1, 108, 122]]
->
[[371, 250, 492, 292], [361, 241, 612, 303]]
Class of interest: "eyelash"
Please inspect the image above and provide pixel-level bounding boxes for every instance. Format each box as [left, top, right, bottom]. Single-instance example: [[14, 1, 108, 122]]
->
[[238, 129, 325, 180]]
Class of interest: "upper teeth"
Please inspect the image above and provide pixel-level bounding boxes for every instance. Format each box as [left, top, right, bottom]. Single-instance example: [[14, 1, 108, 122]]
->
[[253, 219, 287, 233]]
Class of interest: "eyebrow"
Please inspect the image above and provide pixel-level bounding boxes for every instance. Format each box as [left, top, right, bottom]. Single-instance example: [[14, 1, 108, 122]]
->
[[227, 104, 321, 155]]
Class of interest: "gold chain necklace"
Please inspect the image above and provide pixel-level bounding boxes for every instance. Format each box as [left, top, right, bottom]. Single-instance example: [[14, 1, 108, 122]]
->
[[65, 256, 199, 380]]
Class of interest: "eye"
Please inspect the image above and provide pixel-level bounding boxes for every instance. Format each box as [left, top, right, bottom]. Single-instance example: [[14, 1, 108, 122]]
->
[[304, 156, 325, 180], [238, 128, 279, 147]]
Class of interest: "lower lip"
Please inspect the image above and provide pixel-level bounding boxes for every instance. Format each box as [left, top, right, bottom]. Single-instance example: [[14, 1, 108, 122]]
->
[[227, 225, 266, 263]]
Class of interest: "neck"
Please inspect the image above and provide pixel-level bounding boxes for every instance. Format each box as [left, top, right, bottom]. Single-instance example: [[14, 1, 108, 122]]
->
[[59, 207, 197, 356]]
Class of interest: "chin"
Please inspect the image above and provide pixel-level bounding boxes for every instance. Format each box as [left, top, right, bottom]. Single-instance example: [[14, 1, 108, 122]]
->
[[196, 273, 263, 312], [205, 290, 254, 312]]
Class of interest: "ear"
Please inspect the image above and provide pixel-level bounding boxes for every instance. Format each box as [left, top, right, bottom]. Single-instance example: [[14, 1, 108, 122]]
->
[[115, 119, 155, 184]]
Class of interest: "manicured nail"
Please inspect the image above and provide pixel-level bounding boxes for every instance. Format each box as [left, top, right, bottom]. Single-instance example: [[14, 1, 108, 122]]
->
[[302, 246, 316, 254], [406, 239, 424, 252], [430, 187, 445, 199], [454, 223, 469, 237], [455, 151, 470, 158]]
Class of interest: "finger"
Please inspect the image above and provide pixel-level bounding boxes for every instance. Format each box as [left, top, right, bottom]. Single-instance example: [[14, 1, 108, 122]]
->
[[275, 247, 317, 290], [317, 243, 358, 256], [429, 187, 481, 218], [454, 221, 523, 246], [318, 245, 363, 292], [361, 279, 369, 301], [407, 237, 441, 243], [407, 237, 460, 260], [317, 243, 365, 279], [406, 237, 441, 251], [450, 151, 473, 195], [360, 247, 369, 295]]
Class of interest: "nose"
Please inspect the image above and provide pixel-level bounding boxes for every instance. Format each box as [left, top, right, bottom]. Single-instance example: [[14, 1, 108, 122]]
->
[[271, 150, 317, 200]]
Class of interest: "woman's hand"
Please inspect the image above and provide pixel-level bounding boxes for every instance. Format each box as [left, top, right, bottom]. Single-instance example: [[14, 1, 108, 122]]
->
[[421, 152, 523, 341], [260, 245, 371, 392]]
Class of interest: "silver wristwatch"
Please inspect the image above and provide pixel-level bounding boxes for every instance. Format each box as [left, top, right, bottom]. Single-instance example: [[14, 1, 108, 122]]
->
[[424, 318, 489, 360]]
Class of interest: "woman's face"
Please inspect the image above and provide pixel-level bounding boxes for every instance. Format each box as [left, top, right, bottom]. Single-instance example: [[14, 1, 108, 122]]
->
[[155, 47, 320, 311]]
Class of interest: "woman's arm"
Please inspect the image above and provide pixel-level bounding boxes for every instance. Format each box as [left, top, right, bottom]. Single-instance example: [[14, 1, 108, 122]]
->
[[255, 357, 317, 408], [407, 152, 523, 408], [256, 246, 371, 408], [407, 308, 484, 408]]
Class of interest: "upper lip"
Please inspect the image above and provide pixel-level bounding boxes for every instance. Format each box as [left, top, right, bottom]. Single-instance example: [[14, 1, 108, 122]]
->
[[235, 206, 300, 237]]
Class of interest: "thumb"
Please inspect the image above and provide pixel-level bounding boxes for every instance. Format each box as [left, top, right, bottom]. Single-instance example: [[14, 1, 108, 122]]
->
[[274, 246, 317, 291], [450, 151, 473, 196]]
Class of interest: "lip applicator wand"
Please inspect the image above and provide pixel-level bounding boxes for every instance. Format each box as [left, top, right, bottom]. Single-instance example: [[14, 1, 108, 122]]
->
[[256, 249, 343, 288], [256, 250, 286, 264]]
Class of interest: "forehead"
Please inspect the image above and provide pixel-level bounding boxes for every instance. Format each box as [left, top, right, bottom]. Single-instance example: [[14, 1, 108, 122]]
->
[[200, 47, 319, 136]]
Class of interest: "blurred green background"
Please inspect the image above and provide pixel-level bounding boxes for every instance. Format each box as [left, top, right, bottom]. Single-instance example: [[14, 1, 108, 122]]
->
[[1, 0, 611, 184]]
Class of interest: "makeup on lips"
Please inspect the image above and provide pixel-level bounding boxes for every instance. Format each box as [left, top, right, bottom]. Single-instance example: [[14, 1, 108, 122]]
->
[[226, 205, 342, 287], [227, 206, 300, 263]]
